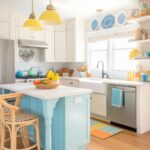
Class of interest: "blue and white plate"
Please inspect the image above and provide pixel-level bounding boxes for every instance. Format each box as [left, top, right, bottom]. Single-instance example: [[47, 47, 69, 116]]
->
[[116, 11, 127, 25], [101, 15, 115, 29], [90, 19, 99, 31]]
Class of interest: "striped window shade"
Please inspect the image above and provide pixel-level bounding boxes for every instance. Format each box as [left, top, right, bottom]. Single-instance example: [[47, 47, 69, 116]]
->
[[86, 23, 140, 42]]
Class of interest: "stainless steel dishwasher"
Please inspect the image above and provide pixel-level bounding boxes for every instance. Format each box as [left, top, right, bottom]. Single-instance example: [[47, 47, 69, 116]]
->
[[107, 84, 136, 130]]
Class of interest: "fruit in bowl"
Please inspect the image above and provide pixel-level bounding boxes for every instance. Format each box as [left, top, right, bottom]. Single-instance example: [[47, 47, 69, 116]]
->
[[33, 71, 60, 89]]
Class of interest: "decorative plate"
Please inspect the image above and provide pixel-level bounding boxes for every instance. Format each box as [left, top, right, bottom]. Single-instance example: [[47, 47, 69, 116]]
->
[[101, 15, 115, 29], [116, 11, 127, 25], [90, 19, 99, 31]]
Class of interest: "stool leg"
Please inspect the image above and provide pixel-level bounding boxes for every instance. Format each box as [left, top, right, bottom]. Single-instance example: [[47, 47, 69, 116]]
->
[[34, 120, 41, 150], [0, 124, 5, 149], [21, 126, 30, 148], [11, 125, 17, 150]]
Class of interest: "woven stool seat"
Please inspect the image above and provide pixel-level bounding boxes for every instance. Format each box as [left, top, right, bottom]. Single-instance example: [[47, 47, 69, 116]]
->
[[5, 113, 37, 123]]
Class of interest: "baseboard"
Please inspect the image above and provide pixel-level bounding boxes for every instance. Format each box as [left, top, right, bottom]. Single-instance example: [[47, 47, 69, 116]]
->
[[137, 122, 150, 134]]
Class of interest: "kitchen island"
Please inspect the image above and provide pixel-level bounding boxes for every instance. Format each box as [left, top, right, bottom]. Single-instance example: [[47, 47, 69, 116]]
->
[[0, 83, 92, 150]]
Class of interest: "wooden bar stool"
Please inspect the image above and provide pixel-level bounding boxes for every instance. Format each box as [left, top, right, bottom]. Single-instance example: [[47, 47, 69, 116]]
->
[[0, 93, 41, 150], [0, 93, 24, 145]]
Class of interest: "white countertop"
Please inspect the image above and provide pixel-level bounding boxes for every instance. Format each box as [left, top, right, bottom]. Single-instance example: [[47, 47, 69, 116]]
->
[[103, 79, 148, 86], [61, 77, 150, 86], [0, 83, 92, 100]]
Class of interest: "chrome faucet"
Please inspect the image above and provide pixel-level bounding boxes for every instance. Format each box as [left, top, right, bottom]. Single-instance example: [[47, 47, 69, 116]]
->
[[97, 60, 108, 78]]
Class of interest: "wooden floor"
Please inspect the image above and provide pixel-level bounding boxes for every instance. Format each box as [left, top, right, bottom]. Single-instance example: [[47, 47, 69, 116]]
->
[[86, 131, 150, 150], [2, 128, 150, 150]]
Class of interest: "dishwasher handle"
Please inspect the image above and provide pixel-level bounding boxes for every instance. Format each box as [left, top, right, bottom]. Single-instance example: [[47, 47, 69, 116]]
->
[[109, 85, 136, 93], [122, 89, 135, 92]]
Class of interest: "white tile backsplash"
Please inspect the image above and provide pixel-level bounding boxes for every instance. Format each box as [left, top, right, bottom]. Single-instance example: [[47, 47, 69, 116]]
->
[[15, 62, 67, 75]]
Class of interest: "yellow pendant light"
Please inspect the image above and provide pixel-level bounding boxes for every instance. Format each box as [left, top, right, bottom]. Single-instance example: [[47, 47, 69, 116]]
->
[[39, 0, 62, 25], [23, 0, 42, 31]]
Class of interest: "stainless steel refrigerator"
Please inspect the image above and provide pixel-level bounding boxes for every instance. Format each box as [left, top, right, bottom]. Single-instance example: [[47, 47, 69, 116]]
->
[[0, 39, 15, 84]]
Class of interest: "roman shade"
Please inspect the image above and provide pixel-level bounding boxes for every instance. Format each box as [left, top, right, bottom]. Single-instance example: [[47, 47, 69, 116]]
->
[[86, 23, 140, 42]]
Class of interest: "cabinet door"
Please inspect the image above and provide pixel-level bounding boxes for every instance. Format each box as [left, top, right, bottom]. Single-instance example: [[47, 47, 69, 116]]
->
[[55, 23, 66, 31], [30, 30, 46, 41], [0, 22, 10, 39], [10, 25, 18, 40], [18, 27, 30, 39], [65, 95, 90, 150], [18, 17, 30, 40], [91, 93, 107, 117], [0, 12, 10, 22], [45, 29, 54, 62], [54, 31, 66, 62], [67, 30, 75, 62]]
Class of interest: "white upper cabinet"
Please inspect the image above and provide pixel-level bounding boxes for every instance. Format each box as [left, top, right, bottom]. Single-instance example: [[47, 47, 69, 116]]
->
[[10, 14, 18, 40], [67, 30, 75, 61], [18, 16, 30, 40], [0, 11, 10, 39], [45, 26, 55, 62], [0, 12, 10, 22], [54, 23, 67, 62], [30, 30, 46, 41], [10, 25, 18, 40], [54, 31, 67, 62], [0, 22, 10, 39], [66, 18, 85, 62], [54, 23, 66, 31], [18, 27, 30, 40]]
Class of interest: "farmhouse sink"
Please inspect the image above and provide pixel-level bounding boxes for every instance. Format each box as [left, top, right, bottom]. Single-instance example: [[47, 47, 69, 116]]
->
[[80, 78, 103, 82], [79, 78, 106, 94]]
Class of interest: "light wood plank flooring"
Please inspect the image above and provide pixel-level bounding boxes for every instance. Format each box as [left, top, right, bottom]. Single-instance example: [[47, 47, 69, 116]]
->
[[87, 131, 150, 150], [2, 128, 150, 150]]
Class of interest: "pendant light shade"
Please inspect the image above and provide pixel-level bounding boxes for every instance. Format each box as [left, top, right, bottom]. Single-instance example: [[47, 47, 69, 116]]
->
[[23, 0, 42, 31], [39, 0, 62, 25]]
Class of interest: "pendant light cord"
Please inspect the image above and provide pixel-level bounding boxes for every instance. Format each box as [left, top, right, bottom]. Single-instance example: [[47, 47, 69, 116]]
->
[[32, 0, 34, 13], [47, 0, 54, 10], [29, 0, 35, 18]]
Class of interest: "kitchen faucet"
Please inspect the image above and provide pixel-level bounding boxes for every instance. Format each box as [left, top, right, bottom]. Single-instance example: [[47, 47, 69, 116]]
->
[[97, 60, 108, 78]]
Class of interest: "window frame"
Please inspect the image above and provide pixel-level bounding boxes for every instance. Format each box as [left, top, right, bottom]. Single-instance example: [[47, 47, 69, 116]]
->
[[87, 40, 109, 70], [87, 37, 136, 71]]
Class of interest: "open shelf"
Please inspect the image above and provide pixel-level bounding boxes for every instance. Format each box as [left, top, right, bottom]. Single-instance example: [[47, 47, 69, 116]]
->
[[130, 58, 150, 61], [128, 39, 150, 44], [128, 15, 150, 23]]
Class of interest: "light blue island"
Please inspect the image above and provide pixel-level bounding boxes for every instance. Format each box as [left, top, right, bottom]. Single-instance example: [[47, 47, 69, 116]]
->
[[0, 83, 92, 150]]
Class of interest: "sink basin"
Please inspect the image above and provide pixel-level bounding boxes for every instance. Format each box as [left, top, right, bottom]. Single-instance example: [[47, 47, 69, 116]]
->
[[79, 78, 106, 94], [80, 78, 103, 82]]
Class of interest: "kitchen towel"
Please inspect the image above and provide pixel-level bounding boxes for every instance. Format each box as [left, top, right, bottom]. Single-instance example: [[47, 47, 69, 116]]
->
[[112, 88, 123, 108]]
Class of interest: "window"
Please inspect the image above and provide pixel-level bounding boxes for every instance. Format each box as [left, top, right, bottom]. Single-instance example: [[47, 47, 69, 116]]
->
[[88, 37, 136, 71], [111, 38, 136, 71], [88, 40, 108, 69]]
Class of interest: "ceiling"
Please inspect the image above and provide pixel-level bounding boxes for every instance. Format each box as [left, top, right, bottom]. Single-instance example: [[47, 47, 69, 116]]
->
[[0, 0, 139, 19]]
